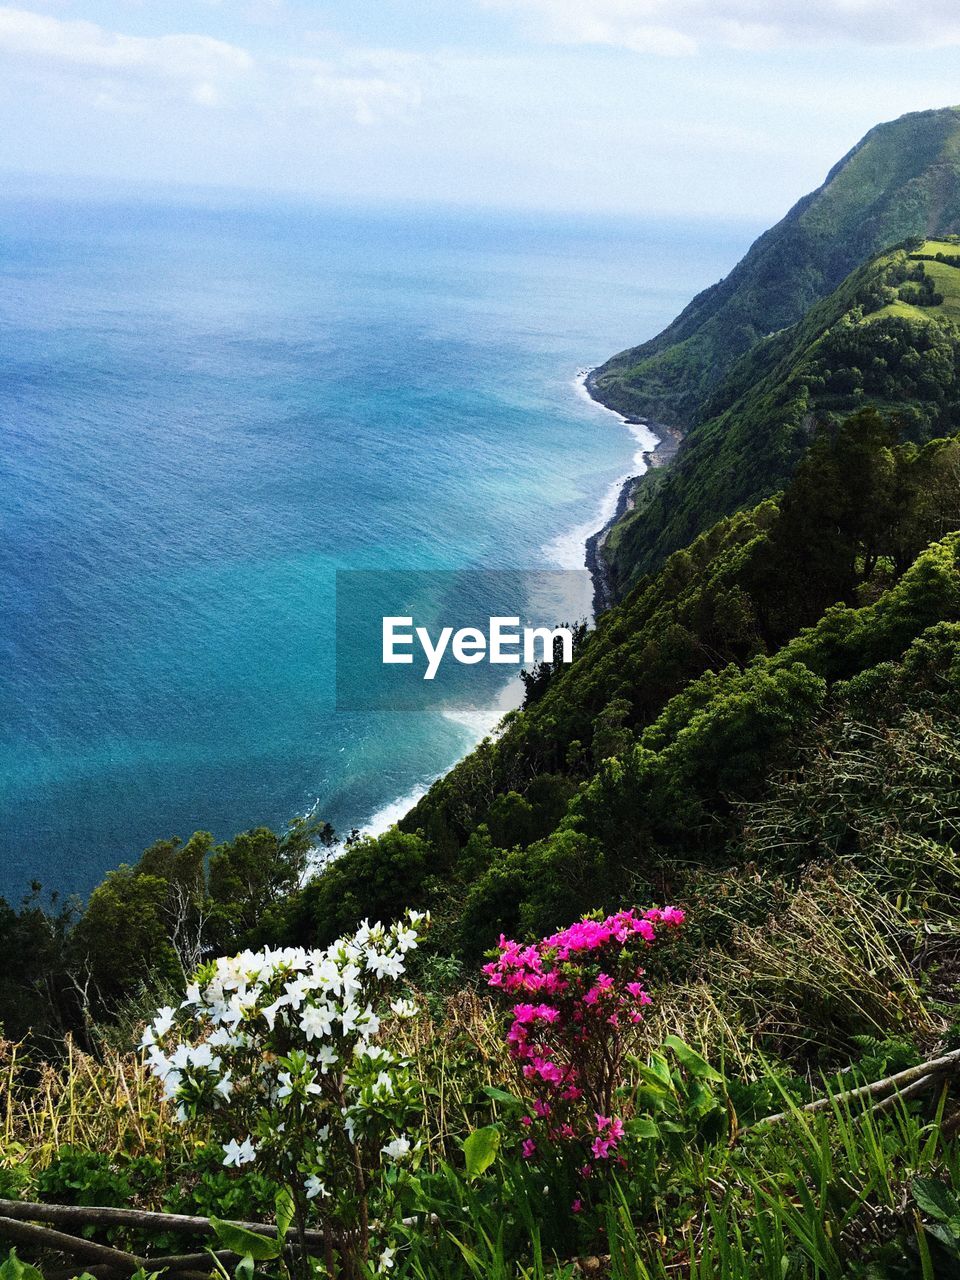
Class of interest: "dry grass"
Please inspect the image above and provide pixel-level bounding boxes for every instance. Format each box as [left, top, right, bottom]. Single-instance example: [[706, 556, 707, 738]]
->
[[0, 1036, 184, 1174]]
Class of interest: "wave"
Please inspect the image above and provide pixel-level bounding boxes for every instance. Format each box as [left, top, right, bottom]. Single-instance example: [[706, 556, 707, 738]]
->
[[541, 369, 658, 575], [310, 367, 657, 872]]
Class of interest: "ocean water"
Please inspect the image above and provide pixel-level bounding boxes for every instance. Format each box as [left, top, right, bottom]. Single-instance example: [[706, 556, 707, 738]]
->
[[0, 194, 755, 900]]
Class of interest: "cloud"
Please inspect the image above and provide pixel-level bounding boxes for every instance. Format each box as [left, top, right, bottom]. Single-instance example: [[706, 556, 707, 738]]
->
[[0, 6, 253, 80], [0, 6, 424, 125], [290, 63, 422, 126], [483, 0, 960, 55]]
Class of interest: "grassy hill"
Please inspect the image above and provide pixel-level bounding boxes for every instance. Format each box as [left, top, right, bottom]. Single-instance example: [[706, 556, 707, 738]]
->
[[589, 106, 960, 427], [600, 237, 960, 593]]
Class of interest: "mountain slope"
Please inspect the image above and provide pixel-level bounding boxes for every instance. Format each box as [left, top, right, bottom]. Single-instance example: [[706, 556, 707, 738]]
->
[[601, 238, 960, 592], [288, 414, 960, 952], [589, 106, 960, 427]]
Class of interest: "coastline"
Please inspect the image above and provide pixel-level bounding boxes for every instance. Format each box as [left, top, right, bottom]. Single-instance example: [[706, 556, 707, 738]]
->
[[579, 368, 684, 613], [324, 367, 682, 861]]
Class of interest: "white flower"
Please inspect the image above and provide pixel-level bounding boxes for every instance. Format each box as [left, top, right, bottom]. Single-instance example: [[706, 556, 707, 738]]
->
[[390, 998, 418, 1019], [304, 1175, 328, 1201], [313, 1045, 339, 1073], [215, 1072, 234, 1101], [181, 983, 202, 1008], [145, 1045, 171, 1078], [356, 1006, 381, 1037], [339, 1004, 361, 1036], [222, 1137, 257, 1168], [366, 950, 403, 980], [161, 1069, 183, 1102], [170, 1044, 191, 1071], [378, 1246, 395, 1273], [300, 1003, 335, 1041], [373, 1071, 394, 1098], [153, 1006, 176, 1038], [189, 1043, 215, 1069], [355, 1044, 393, 1063], [339, 963, 362, 1001], [261, 997, 288, 1031], [394, 927, 418, 954], [381, 1135, 411, 1162]]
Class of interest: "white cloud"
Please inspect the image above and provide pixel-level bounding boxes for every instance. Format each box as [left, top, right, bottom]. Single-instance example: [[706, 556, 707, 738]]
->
[[0, 6, 425, 125], [0, 6, 253, 78], [484, 0, 960, 54]]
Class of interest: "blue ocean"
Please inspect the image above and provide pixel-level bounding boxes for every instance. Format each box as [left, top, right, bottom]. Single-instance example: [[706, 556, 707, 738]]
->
[[0, 195, 754, 900]]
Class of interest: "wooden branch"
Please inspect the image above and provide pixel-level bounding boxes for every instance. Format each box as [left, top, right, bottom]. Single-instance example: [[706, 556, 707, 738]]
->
[[754, 1047, 960, 1127], [0, 1200, 326, 1248], [0, 1216, 142, 1271], [871, 1072, 940, 1115]]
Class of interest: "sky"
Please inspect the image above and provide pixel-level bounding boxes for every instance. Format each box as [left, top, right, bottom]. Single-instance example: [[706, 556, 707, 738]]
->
[[1, 1, 960, 217]]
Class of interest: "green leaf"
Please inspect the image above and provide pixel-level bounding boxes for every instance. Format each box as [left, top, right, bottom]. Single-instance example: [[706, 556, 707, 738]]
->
[[686, 1081, 721, 1118], [481, 1086, 522, 1108], [662, 1036, 724, 1082], [643, 1052, 673, 1087], [210, 1218, 282, 1261], [463, 1125, 501, 1180], [234, 1256, 255, 1280], [0, 1250, 44, 1280], [913, 1178, 960, 1224], [275, 1188, 295, 1243], [925, 1223, 960, 1253], [627, 1116, 660, 1139]]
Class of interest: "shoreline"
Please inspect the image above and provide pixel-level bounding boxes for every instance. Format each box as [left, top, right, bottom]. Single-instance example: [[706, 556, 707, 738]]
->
[[579, 368, 684, 613], [322, 367, 683, 860]]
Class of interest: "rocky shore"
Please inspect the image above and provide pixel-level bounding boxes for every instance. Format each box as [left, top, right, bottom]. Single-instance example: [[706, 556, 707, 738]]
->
[[582, 373, 684, 615]]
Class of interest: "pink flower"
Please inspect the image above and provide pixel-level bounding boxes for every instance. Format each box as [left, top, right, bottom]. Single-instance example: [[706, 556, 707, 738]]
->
[[521, 1138, 537, 1160], [571, 1199, 583, 1214]]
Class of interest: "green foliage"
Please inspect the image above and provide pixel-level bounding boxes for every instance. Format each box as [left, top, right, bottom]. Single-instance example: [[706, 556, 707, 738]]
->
[[35, 1147, 140, 1209], [604, 253, 960, 591], [462, 1127, 500, 1181], [0, 1251, 44, 1280], [591, 105, 960, 426]]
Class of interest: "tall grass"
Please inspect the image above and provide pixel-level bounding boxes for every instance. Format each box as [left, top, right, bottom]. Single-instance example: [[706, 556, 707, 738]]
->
[[0, 1037, 181, 1175]]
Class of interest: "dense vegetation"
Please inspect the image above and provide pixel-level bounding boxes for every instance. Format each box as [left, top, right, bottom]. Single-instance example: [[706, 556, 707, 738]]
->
[[602, 238, 960, 591], [8, 112, 960, 1279], [589, 105, 960, 426]]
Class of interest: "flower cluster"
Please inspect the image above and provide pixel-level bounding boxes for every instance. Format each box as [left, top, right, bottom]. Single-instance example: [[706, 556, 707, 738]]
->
[[484, 907, 685, 1192], [143, 910, 429, 1273]]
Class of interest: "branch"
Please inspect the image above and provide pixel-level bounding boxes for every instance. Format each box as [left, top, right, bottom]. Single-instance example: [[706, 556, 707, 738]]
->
[[0, 1200, 326, 1248], [754, 1047, 960, 1128], [0, 1216, 142, 1271]]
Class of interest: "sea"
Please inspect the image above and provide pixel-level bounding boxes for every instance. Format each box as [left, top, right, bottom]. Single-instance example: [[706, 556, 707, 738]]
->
[[0, 191, 757, 900]]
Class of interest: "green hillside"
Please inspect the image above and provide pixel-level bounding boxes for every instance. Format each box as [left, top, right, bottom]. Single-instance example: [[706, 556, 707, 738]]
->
[[590, 105, 960, 427], [600, 237, 960, 593], [285, 411, 960, 954]]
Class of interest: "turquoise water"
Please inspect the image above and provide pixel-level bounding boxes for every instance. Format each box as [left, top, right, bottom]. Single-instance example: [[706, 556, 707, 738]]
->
[[0, 196, 754, 899]]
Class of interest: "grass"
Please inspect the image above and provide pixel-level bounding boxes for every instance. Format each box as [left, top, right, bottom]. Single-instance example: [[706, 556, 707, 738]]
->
[[1, 1037, 182, 1183], [866, 242, 960, 325]]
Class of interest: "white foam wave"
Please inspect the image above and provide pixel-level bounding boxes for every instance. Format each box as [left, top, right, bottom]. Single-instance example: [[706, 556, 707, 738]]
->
[[542, 369, 659, 573]]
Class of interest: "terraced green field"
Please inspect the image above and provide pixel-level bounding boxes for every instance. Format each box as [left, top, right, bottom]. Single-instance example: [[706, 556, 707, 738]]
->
[[865, 243, 960, 325]]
